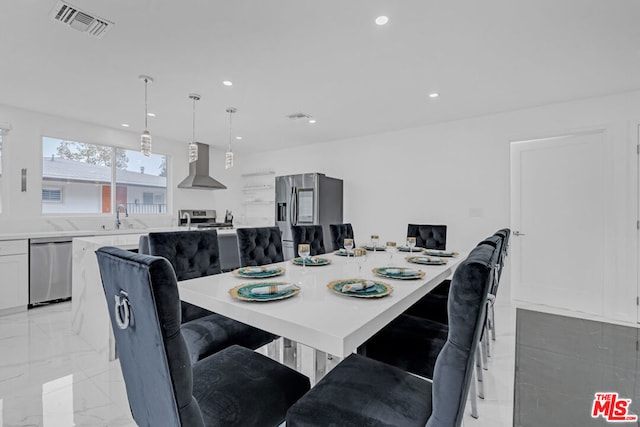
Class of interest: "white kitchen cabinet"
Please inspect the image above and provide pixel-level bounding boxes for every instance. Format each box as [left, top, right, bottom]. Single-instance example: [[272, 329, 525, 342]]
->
[[0, 239, 28, 312]]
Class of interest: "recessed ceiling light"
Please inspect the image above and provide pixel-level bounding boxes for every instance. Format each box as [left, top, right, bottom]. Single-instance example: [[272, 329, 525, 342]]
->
[[121, 123, 130, 127], [235, 136, 242, 140], [308, 119, 317, 124], [428, 92, 440, 98], [375, 16, 389, 25], [147, 112, 156, 117], [223, 80, 233, 86]]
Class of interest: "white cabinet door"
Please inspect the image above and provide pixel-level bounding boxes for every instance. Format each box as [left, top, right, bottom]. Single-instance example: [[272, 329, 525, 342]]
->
[[0, 253, 28, 310]]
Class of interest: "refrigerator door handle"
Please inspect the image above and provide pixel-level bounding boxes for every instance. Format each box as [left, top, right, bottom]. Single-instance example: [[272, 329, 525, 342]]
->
[[293, 187, 298, 226], [289, 187, 295, 226]]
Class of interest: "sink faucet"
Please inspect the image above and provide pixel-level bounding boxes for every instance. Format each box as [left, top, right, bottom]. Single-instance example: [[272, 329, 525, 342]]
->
[[182, 212, 191, 230], [116, 204, 128, 229]]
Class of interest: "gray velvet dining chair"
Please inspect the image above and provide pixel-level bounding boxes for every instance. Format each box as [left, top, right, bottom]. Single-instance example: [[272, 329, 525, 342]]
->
[[407, 223, 448, 250], [291, 224, 326, 256], [236, 226, 285, 266], [329, 223, 354, 251], [95, 246, 310, 427], [286, 242, 496, 427], [145, 230, 276, 362]]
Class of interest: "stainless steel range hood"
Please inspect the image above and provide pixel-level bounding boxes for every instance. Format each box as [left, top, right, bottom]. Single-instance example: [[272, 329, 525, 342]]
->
[[177, 143, 227, 190]]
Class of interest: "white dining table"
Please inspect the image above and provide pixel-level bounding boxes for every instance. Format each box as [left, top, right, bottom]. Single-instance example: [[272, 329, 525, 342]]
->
[[179, 249, 465, 381]]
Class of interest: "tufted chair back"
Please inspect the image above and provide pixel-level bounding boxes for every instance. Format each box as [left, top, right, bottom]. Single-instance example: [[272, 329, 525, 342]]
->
[[236, 227, 285, 267], [147, 230, 222, 280], [96, 247, 205, 427], [292, 225, 326, 257], [329, 223, 354, 251], [427, 243, 496, 427], [407, 224, 447, 250]]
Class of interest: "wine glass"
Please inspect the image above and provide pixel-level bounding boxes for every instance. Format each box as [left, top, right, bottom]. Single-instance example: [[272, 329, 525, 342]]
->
[[407, 237, 416, 256], [298, 244, 310, 273], [386, 241, 396, 265], [370, 234, 379, 249], [344, 238, 354, 261], [355, 248, 368, 277]]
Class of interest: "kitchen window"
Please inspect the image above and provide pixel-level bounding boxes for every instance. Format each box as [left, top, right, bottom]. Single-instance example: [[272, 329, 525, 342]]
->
[[42, 137, 167, 214]]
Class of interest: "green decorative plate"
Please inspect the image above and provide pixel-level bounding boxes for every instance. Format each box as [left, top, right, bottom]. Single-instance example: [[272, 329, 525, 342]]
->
[[334, 249, 365, 257], [229, 282, 300, 302], [397, 246, 425, 252], [422, 249, 459, 257], [405, 256, 448, 265], [372, 266, 425, 280], [327, 279, 393, 298], [232, 266, 286, 278], [362, 245, 387, 252], [291, 257, 331, 266]]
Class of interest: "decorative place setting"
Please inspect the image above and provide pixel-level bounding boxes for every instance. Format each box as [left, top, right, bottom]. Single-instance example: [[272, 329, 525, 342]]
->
[[232, 265, 286, 278], [372, 266, 425, 280], [334, 249, 364, 257], [362, 234, 386, 251], [229, 282, 300, 302], [291, 256, 331, 266], [397, 236, 422, 253], [405, 255, 448, 265], [422, 249, 459, 257], [327, 278, 393, 298]]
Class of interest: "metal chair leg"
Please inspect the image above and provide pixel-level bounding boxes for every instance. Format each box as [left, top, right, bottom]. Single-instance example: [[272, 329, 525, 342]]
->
[[469, 365, 479, 419], [475, 348, 485, 399], [490, 303, 497, 341]]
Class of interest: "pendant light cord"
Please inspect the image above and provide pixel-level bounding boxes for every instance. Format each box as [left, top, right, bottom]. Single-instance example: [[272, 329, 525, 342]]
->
[[192, 96, 196, 143], [227, 109, 233, 152], [144, 78, 149, 130]]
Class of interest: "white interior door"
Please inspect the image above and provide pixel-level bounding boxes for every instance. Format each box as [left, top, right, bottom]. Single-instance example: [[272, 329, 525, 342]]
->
[[511, 130, 607, 316]]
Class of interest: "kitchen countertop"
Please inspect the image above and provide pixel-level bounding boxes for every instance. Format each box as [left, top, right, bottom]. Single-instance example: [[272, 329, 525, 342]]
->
[[0, 227, 239, 242]]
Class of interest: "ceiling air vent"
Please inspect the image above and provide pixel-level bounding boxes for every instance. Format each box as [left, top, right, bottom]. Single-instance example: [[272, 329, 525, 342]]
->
[[286, 112, 311, 120], [50, 1, 113, 39]]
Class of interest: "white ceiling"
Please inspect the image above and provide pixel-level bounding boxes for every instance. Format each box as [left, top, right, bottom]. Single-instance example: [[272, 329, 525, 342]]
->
[[1, 0, 640, 152]]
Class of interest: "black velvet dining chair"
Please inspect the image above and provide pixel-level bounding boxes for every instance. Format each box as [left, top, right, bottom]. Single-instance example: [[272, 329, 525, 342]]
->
[[329, 223, 354, 251], [286, 243, 496, 427], [236, 227, 285, 266], [291, 224, 326, 256], [407, 223, 447, 250], [146, 230, 276, 362], [95, 246, 310, 427]]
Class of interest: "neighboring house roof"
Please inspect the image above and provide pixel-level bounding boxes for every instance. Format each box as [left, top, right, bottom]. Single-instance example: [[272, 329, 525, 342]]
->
[[42, 157, 166, 188]]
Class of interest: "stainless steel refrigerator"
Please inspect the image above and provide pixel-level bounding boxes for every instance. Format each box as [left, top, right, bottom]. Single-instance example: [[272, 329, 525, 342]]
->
[[275, 173, 343, 259]]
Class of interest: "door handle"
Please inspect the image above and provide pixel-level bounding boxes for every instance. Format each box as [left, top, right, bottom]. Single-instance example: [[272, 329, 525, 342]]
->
[[513, 231, 526, 236]]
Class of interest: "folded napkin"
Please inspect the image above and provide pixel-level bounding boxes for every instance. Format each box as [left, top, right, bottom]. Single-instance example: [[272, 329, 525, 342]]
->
[[425, 250, 453, 256], [300, 257, 319, 263], [245, 266, 278, 273], [250, 284, 295, 295], [342, 280, 376, 293], [415, 257, 441, 263], [385, 268, 420, 275]]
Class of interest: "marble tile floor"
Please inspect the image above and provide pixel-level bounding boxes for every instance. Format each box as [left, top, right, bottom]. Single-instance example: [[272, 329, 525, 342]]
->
[[0, 296, 516, 427]]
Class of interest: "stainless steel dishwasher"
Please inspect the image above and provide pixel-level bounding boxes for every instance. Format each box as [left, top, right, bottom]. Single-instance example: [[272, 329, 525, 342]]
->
[[29, 236, 73, 306]]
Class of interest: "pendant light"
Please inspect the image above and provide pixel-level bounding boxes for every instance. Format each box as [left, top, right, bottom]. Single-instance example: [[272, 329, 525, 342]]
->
[[225, 107, 236, 169], [139, 75, 154, 156], [188, 93, 200, 162]]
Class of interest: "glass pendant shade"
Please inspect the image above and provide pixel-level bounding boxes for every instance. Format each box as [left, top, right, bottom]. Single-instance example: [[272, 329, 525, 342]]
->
[[225, 150, 234, 169], [188, 93, 200, 162], [139, 75, 153, 156], [225, 107, 236, 169], [188, 142, 198, 162], [140, 130, 152, 156]]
